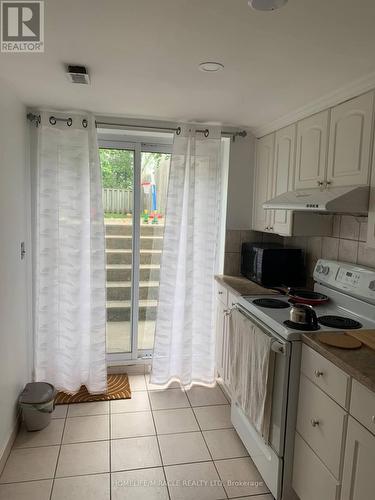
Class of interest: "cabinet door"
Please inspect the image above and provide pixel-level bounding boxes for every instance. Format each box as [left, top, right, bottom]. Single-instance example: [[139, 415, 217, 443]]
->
[[341, 417, 375, 500], [295, 110, 329, 189], [252, 134, 274, 232], [292, 432, 340, 500], [327, 92, 374, 187], [215, 299, 226, 379], [222, 315, 231, 389], [272, 124, 296, 236], [296, 374, 347, 479]]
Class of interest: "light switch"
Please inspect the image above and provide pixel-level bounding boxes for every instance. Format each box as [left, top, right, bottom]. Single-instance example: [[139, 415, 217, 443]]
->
[[21, 242, 26, 260]]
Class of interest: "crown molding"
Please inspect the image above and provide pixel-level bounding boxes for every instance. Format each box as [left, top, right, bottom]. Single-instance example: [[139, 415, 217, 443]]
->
[[252, 71, 375, 138]]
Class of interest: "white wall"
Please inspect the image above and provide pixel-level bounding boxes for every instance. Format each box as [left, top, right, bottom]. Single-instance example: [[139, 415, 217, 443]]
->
[[0, 79, 30, 463], [226, 132, 255, 230]]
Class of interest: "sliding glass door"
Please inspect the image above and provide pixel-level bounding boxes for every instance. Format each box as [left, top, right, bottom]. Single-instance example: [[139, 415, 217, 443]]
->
[[99, 140, 171, 362]]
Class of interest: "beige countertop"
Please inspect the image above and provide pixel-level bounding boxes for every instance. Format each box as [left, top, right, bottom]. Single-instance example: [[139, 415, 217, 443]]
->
[[302, 333, 375, 393], [215, 275, 278, 297]]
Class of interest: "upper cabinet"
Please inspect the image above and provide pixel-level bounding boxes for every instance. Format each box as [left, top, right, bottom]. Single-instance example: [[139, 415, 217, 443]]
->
[[252, 90, 375, 237], [295, 110, 329, 189], [327, 92, 374, 187], [252, 133, 274, 232], [272, 124, 296, 236]]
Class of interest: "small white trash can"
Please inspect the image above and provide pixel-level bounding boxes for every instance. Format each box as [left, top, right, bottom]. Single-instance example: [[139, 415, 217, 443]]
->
[[19, 382, 57, 431]]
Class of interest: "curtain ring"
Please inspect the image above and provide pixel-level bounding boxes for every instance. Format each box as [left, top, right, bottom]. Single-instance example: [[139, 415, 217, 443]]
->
[[176, 126, 181, 136], [204, 129, 209, 138], [49, 116, 57, 125], [67, 118, 73, 127], [82, 119, 88, 128]]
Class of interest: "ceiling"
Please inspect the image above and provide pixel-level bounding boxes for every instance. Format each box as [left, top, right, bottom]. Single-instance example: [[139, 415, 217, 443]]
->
[[1, 0, 375, 133]]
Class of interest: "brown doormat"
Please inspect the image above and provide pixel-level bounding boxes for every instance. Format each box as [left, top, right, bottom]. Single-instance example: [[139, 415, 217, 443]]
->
[[55, 374, 131, 404]]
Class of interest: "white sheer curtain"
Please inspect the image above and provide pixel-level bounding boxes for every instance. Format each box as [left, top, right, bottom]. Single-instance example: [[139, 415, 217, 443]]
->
[[151, 125, 222, 386], [33, 112, 107, 394]]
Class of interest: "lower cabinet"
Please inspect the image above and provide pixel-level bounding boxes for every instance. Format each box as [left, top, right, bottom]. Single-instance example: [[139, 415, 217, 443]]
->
[[215, 291, 235, 395], [341, 417, 375, 500], [292, 345, 375, 500], [292, 433, 340, 500], [215, 297, 226, 380], [216, 290, 237, 395]]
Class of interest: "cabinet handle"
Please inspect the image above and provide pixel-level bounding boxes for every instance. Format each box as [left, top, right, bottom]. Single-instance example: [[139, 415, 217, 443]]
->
[[314, 370, 324, 378], [317, 181, 324, 186], [372, 416, 375, 424], [326, 180, 332, 186], [270, 227, 274, 231], [218, 291, 223, 295], [311, 419, 320, 427]]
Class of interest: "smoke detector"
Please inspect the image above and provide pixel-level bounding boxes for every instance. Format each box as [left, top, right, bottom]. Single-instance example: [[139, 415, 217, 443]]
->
[[66, 65, 90, 84], [249, 0, 288, 11]]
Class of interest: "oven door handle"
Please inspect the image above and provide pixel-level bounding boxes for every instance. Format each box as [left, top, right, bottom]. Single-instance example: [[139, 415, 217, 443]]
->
[[230, 304, 289, 357]]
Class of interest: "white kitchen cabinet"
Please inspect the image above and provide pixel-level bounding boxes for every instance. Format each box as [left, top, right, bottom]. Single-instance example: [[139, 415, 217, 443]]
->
[[327, 92, 374, 187], [215, 297, 227, 381], [293, 432, 340, 500], [293, 345, 375, 500], [271, 124, 296, 236], [296, 374, 347, 479], [295, 110, 329, 189], [350, 379, 375, 434], [300, 343, 350, 409], [252, 130, 333, 237], [215, 287, 235, 394], [252, 133, 275, 232], [341, 417, 375, 500]]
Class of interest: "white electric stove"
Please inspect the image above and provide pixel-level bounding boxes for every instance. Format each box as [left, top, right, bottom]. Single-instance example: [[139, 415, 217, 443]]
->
[[231, 259, 375, 500], [238, 259, 375, 341]]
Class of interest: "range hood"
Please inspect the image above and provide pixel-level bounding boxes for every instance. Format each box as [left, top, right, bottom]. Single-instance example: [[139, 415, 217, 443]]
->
[[263, 185, 369, 214]]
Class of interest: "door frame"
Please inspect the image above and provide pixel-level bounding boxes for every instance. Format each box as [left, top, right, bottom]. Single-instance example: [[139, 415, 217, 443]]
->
[[98, 137, 172, 365]]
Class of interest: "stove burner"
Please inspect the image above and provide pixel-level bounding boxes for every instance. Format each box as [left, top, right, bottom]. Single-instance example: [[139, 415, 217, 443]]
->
[[318, 315, 362, 329], [253, 298, 290, 309], [284, 320, 320, 331]]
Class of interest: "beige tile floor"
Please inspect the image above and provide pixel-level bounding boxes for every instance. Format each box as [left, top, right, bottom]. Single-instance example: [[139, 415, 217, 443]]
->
[[0, 378, 273, 500]]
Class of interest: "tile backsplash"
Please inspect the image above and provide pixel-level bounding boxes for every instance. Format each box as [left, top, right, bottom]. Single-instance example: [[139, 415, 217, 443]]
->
[[224, 215, 375, 279], [224, 229, 283, 276], [284, 215, 375, 278]]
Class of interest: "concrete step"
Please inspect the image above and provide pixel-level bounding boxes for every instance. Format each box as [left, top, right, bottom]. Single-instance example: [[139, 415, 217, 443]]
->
[[106, 281, 159, 301], [106, 235, 164, 250], [105, 223, 165, 237], [106, 249, 162, 265], [107, 299, 157, 321], [106, 264, 160, 282], [106, 320, 156, 353]]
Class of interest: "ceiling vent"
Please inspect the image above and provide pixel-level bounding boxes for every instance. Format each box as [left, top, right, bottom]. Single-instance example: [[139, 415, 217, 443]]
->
[[66, 65, 90, 84]]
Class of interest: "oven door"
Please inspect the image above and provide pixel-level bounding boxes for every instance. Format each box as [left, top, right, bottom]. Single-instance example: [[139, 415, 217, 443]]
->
[[229, 306, 291, 500]]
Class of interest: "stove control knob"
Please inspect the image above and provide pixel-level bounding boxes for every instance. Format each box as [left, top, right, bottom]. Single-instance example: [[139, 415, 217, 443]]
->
[[369, 280, 375, 291], [322, 266, 330, 275]]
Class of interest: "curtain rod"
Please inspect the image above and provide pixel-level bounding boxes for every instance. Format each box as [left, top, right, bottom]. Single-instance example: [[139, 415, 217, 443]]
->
[[26, 113, 247, 141], [95, 120, 247, 141]]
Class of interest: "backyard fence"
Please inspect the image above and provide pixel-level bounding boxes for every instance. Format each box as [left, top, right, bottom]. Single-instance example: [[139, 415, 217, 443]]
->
[[103, 188, 167, 215], [103, 189, 133, 214]]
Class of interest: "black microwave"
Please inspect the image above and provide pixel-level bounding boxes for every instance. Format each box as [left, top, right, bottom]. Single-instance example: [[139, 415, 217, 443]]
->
[[241, 242, 306, 287]]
